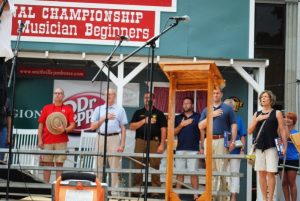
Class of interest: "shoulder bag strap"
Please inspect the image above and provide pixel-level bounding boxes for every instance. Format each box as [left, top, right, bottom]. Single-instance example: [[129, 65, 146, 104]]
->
[[253, 109, 274, 143], [253, 120, 267, 144]]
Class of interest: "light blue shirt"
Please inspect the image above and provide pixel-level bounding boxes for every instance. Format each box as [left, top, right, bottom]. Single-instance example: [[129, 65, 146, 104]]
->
[[91, 104, 128, 134]]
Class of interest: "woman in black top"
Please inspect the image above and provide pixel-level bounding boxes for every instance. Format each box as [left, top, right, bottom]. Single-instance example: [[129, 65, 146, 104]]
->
[[248, 90, 287, 201]]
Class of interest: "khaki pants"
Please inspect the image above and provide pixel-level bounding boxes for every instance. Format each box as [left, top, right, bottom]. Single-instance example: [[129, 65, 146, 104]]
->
[[96, 134, 121, 188], [133, 138, 161, 188], [204, 138, 228, 200], [42, 142, 67, 163]]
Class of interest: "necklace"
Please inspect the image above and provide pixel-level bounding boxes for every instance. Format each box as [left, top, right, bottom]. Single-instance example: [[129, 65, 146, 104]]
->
[[262, 108, 273, 115], [52, 104, 64, 113]]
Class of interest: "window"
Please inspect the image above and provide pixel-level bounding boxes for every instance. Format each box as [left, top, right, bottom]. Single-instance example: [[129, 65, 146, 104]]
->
[[255, 3, 285, 107], [153, 86, 207, 114]]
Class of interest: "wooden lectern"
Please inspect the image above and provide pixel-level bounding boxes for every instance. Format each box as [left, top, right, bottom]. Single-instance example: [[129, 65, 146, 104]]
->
[[159, 61, 225, 201]]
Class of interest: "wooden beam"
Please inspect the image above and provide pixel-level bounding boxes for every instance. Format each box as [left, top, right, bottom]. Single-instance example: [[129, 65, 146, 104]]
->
[[162, 65, 211, 72], [176, 84, 208, 91], [232, 65, 262, 93], [206, 72, 214, 200], [165, 73, 177, 200], [176, 74, 210, 81], [198, 72, 213, 201], [93, 59, 119, 85], [122, 62, 148, 86]]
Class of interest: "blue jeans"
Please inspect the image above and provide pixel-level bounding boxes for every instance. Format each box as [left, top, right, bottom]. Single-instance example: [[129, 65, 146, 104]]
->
[[0, 127, 8, 161]]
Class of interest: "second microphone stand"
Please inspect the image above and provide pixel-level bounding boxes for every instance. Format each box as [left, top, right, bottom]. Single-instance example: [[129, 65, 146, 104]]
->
[[93, 38, 125, 184], [91, 19, 180, 201], [110, 20, 180, 201]]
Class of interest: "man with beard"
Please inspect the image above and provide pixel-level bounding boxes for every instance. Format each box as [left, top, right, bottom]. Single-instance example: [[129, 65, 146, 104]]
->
[[174, 97, 200, 200]]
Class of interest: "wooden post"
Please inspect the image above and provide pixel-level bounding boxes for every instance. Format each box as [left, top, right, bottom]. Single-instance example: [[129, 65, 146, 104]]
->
[[198, 72, 214, 201], [165, 73, 177, 200]]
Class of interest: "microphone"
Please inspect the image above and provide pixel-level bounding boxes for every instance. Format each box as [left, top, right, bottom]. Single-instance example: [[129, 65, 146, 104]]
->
[[118, 35, 130, 41], [169, 15, 190, 22]]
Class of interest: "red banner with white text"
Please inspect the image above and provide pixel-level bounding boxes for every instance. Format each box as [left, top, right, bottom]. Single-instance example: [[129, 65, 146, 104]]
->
[[12, 0, 177, 46], [12, 5, 156, 46], [39, 0, 173, 7]]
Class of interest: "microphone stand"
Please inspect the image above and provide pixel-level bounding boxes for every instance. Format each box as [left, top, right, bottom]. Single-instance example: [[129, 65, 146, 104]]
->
[[91, 54, 111, 83], [110, 20, 180, 201], [92, 38, 125, 184], [6, 21, 25, 200], [143, 41, 155, 201], [111, 21, 179, 69], [0, 0, 8, 22]]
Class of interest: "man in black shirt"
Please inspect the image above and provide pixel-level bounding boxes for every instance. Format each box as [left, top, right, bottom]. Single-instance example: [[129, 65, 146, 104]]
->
[[130, 92, 167, 198]]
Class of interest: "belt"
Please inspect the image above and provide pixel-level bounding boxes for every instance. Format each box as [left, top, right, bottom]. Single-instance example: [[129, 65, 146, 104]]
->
[[100, 132, 119, 136], [212, 134, 223, 139], [136, 136, 160, 141]]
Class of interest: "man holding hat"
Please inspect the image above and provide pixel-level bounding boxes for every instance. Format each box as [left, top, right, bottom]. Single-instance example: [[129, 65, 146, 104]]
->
[[38, 88, 75, 183]]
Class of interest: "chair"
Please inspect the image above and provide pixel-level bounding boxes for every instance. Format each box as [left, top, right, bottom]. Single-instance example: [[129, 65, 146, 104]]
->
[[76, 131, 98, 169], [12, 128, 39, 175]]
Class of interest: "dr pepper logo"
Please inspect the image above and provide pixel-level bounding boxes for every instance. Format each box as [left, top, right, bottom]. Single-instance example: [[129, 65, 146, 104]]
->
[[64, 92, 104, 133]]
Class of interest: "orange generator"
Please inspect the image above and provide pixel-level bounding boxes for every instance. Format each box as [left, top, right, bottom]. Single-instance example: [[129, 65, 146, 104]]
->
[[52, 172, 107, 201]]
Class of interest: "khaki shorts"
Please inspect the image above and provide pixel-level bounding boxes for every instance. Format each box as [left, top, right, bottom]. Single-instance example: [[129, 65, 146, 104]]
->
[[175, 151, 199, 171], [41, 142, 67, 163], [254, 147, 278, 172]]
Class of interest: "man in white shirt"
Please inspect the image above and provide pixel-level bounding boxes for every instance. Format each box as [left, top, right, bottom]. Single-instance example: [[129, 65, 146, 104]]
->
[[90, 88, 128, 191]]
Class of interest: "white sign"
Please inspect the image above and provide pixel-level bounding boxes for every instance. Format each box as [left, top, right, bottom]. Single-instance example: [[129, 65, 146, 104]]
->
[[65, 190, 93, 201], [54, 80, 139, 132]]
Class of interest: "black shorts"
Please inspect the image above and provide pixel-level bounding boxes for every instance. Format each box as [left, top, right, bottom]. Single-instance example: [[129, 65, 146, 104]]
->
[[278, 159, 300, 171]]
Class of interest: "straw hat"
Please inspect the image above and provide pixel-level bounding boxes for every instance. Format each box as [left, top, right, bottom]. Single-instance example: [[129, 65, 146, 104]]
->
[[46, 112, 67, 135]]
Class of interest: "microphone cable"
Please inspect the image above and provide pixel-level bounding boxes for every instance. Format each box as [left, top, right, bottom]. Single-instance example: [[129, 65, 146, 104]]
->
[[12, 140, 34, 201]]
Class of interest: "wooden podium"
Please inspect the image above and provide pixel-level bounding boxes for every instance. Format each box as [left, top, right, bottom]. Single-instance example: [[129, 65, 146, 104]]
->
[[159, 61, 225, 201]]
